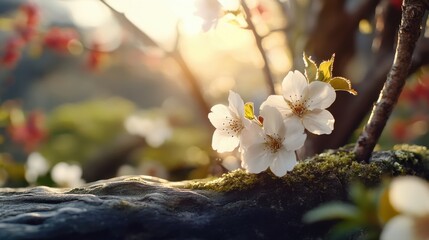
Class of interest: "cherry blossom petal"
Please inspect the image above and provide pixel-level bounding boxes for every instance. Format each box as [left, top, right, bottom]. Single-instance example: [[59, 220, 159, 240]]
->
[[228, 90, 245, 119], [208, 104, 231, 128], [282, 70, 308, 103], [284, 116, 305, 137], [389, 176, 429, 216], [241, 143, 271, 173], [380, 215, 417, 240], [240, 122, 265, 149], [261, 106, 285, 137], [306, 81, 336, 110], [260, 95, 292, 117], [283, 131, 306, 152], [302, 109, 334, 135], [212, 129, 240, 153], [270, 150, 297, 177]]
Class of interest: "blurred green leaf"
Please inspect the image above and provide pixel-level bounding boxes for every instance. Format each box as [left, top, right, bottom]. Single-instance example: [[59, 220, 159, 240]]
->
[[327, 221, 366, 240], [39, 98, 136, 164], [303, 202, 359, 223]]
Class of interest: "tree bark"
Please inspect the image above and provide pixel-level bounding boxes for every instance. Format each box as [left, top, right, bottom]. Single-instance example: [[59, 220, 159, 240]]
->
[[354, 0, 428, 162]]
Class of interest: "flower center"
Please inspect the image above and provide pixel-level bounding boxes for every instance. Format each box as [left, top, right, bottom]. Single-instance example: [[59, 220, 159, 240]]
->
[[286, 98, 308, 118], [264, 134, 283, 153], [222, 117, 244, 137]]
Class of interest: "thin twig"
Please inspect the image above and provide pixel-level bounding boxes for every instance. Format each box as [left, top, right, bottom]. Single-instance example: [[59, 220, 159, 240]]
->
[[354, 0, 428, 163], [241, 0, 276, 95], [100, 0, 211, 118], [100, 0, 159, 48]]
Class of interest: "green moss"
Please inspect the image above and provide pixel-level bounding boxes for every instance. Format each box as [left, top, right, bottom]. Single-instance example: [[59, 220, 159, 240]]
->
[[187, 145, 429, 192], [185, 169, 260, 192], [393, 144, 429, 161]]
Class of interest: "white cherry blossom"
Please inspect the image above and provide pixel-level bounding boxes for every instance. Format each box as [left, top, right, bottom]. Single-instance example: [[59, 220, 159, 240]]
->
[[25, 152, 49, 184], [380, 176, 429, 240], [261, 70, 336, 135], [191, 0, 241, 32], [51, 162, 85, 188], [124, 113, 172, 148], [240, 106, 306, 177], [208, 90, 251, 153]]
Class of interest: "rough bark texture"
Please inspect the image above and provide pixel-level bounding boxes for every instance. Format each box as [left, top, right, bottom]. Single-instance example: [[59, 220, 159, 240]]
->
[[354, 0, 427, 162], [1, 146, 428, 240]]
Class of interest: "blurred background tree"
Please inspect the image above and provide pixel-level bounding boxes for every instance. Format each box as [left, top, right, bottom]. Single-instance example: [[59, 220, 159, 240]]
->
[[0, 0, 428, 187]]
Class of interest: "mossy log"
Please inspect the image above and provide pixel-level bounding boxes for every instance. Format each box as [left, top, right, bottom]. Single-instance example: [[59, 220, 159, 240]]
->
[[1, 145, 428, 240]]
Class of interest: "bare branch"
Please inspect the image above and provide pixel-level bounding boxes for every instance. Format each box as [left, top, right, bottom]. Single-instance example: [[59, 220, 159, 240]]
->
[[354, 0, 428, 162], [241, 0, 276, 95], [303, 0, 400, 157], [100, 0, 160, 48], [100, 0, 211, 118]]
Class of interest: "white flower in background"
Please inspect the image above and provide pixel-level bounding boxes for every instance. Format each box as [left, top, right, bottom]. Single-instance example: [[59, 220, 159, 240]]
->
[[192, 0, 221, 31], [261, 70, 336, 135], [208, 90, 251, 153], [51, 162, 85, 188], [218, 0, 241, 11], [240, 106, 306, 177], [380, 176, 429, 240], [124, 113, 172, 148], [25, 152, 49, 184], [191, 0, 241, 31]]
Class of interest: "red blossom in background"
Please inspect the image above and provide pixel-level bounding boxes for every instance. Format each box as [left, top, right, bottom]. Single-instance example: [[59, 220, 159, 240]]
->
[[20, 3, 39, 28], [16, 2, 40, 42], [87, 42, 109, 71], [87, 43, 102, 70], [7, 111, 46, 152], [0, 2, 112, 73], [390, 0, 403, 10], [1, 38, 24, 68], [1, 3, 40, 68], [400, 74, 429, 105], [391, 115, 429, 142], [43, 27, 79, 53]]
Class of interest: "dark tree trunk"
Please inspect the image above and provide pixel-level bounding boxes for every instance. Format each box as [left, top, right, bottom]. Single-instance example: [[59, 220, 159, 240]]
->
[[1, 146, 428, 240]]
